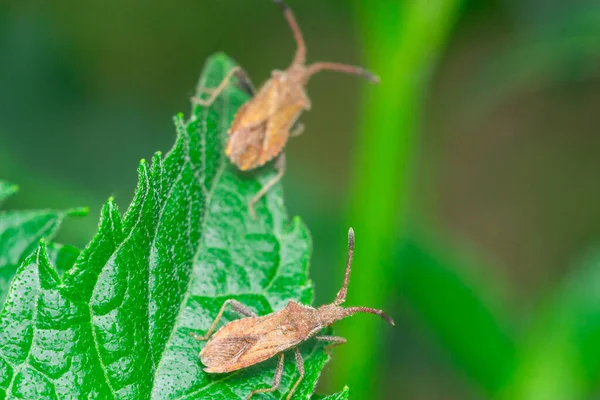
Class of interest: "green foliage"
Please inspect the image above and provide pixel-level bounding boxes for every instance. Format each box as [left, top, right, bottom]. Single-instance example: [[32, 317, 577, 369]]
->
[[45, 243, 80, 273], [0, 181, 83, 305], [0, 54, 337, 399], [397, 236, 517, 393], [502, 249, 600, 400], [314, 387, 349, 400], [395, 233, 600, 400]]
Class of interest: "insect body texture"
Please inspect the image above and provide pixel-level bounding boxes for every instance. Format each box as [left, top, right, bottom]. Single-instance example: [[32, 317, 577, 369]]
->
[[192, 0, 379, 218], [191, 228, 394, 400], [225, 71, 310, 172], [200, 301, 319, 373]]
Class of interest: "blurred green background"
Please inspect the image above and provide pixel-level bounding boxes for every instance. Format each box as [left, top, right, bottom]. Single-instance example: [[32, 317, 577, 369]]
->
[[2, 0, 600, 399]]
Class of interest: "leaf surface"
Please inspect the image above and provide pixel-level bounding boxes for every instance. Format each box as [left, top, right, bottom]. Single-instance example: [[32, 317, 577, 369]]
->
[[313, 387, 349, 400], [0, 181, 81, 305], [0, 54, 333, 399]]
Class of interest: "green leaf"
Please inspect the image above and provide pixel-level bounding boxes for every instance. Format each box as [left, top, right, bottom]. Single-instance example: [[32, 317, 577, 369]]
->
[[0, 53, 334, 399], [0, 182, 83, 305], [0, 241, 108, 398], [396, 235, 517, 394], [502, 249, 600, 400], [46, 242, 80, 273], [313, 386, 349, 400]]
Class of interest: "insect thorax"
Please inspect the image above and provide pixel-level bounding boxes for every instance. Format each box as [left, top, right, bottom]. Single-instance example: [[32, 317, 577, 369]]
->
[[316, 304, 346, 327], [270, 69, 311, 110], [279, 301, 321, 334]]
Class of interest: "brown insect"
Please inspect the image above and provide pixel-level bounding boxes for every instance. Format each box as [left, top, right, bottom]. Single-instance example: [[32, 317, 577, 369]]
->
[[192, 0, 379, 218], [191, 228, 394, 399]]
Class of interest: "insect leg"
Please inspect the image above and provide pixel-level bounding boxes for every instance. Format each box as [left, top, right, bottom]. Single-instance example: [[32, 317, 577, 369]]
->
[[234, 67, 256, 97], [191, 66, 248, 107], [246, 352, 285, 400], [289, 122, 304, 137], [229, 300, 257, 317], [314, 335, 347, 355], [248, 153, 286, 219], [286, 347, 305, 400], [190, 299, 256, 341]]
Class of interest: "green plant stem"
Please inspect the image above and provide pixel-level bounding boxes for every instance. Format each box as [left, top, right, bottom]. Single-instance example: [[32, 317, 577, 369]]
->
[[329, 1, 462, 398]]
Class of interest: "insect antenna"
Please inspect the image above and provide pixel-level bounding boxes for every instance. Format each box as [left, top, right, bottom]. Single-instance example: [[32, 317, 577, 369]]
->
[[344, 306, 395, 326], [273, 0, 306, 65], [332, 229, 395, 326], [334, 228, 355, 306], [304, 62, 380, 84]]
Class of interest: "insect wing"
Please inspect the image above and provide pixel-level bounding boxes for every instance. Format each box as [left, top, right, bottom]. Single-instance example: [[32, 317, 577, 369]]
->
[[229, 79, 278, 134], [226, 76, 308, 169], [201, 336, 260, 373], [200, 311, 303, 373], [225, 121, 268, 170], [232, 324, 304, 368], [223, 303, 316, 371], [225, 80, 276, 170], [200, 316, 262, 372], [258, 99, 305, 166]]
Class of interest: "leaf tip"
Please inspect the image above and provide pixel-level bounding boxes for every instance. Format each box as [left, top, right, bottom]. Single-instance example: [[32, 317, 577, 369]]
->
[[173, 113, 186, 133], [207, 51, 232, 65], [151, 151, 163, 169], [37, 239, 50, 262], [138, 158, 151, 178], [36, 238, 61, 287], [35, 239, 52, 272], [103, 197, 121, 217]]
